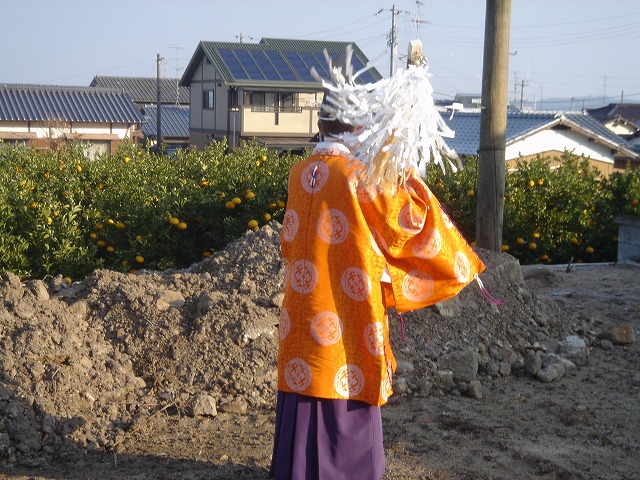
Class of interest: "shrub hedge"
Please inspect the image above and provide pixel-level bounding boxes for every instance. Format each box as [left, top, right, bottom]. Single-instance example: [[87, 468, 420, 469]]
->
[[1, 140, 638, 281]]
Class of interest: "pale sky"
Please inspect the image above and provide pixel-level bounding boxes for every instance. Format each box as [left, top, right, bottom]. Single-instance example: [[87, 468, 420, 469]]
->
[[2, 0, 638, 109]]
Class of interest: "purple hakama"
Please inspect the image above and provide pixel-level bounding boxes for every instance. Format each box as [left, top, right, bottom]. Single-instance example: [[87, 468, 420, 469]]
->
[[270, 391, 385, 480]]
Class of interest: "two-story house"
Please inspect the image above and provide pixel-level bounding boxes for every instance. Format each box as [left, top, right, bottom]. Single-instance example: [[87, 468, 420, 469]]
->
[[179, 37, 382, 152]]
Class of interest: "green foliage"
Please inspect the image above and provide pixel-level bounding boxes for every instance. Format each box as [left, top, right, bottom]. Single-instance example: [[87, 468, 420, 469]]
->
[[426, 152, 640, 265], [1, 141, 638, 280], [0, 139, 298, 280]]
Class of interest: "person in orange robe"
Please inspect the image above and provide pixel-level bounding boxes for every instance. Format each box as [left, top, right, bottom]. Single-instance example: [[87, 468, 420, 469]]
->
[[270, 107, 485, 479]]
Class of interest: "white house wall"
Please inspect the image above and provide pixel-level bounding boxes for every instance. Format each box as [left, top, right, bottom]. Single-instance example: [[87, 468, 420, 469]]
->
[[0, 121, 134, 139], [506, 128, 614, 164], [605, 120, 636, 136]]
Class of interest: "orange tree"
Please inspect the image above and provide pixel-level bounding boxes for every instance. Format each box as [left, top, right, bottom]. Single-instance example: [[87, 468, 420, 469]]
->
[[425, 152, 640, 265], [0, 141, 99, 279], [503, 153, 606, 264], [425, 156, 478, 244], [2, 141, 638, 280], [81, 138, 298, 274], [0, 138, 299, 280]]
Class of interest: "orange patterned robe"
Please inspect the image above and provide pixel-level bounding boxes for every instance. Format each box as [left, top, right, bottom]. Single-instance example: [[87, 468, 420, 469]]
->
[[278, 142, 485, 406]]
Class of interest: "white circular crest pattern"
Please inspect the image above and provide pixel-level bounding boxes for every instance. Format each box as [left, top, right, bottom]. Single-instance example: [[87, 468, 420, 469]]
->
[[402, 270, 435, 303], [282, 210, 299, 243], [364, 322, 385, 356], [334, 364, 365, 398], [301, 162, 329, 193], [284, 358, 312, 392], [316, 209, 349, 244], [279, 307, 291, 340], [310, 312, 343, 346], [291, 260, 318, 294], [412, 228, 442, 259], [341, 267, 372, 301], [454, 251, 471, 283], [398, 204, 425, 234]]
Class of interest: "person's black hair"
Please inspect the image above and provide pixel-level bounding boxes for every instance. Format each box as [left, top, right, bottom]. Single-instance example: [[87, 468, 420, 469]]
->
[[318, 118, 355, 137]]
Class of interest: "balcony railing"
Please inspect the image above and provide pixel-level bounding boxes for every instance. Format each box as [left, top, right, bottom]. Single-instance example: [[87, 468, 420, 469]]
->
[[250, 105, 303, 113]]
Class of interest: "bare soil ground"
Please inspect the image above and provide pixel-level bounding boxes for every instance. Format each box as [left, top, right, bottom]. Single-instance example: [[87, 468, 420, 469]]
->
[[1, 223, 638, 480]]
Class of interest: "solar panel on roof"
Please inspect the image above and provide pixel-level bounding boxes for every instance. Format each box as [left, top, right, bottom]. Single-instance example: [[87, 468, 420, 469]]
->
[[350, 56, 377, 84], [265, 51, 297, 81], [283, 52, 315, 82], [301, 53, 328, 78], [218, 49, 250, 80], [233, 50, 266, 80], [249, 50, 281, 81]]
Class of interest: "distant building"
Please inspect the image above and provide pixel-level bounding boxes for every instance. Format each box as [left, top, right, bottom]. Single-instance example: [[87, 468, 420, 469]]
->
[[140, 104, 190, 153], [90, 75, 189, 107], [453, 93, 483, 111], [0, 84, 143, 156], [90, 76, 190, 151], [180, 37, 382, 152], [444, 111, 637, 175], [587, 103, 640, 160]]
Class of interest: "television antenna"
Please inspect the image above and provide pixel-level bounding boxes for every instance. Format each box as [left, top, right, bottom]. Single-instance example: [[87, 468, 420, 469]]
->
[[169, 45, 185, 104], [235, 33, 254, 43]]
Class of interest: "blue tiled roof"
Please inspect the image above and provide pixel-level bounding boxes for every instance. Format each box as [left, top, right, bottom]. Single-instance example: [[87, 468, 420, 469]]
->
[[443, 111, 636, 157], [0, 84, 144, 123], [141, 104, 189, 138], [90, 76, 189, 105], [181, 37, 383, 89]]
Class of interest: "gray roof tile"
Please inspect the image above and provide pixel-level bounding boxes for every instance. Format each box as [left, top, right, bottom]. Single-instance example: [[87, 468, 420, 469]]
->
[[90, 76, 189, 105], [0, 84, 144, 123], [444, 111, 636, 158], [141, 104, 189, 138]]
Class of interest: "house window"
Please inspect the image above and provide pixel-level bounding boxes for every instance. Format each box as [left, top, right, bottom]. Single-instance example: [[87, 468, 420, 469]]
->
[[228, 88, 239, 108], [281, 93, 295, 107], [85, 141, 110, 160], [250, 91, 266, 107], [203, 90, 215, 109], [248, 91, 299, 112]]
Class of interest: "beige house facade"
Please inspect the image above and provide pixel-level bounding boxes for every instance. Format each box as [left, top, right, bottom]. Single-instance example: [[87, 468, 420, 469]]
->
[[180, 38, 382, 152]]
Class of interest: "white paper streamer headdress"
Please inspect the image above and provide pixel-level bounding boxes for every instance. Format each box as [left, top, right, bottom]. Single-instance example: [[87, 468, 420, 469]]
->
[[312, 41, 461, 192]]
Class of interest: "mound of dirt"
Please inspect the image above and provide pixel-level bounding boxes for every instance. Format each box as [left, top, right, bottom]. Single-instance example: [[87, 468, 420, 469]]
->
[[1, 222, 637, 479]]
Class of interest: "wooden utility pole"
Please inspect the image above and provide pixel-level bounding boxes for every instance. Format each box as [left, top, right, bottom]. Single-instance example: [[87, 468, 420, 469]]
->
[[476, 0, 512, 252], [156, 53, 163, 152]]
